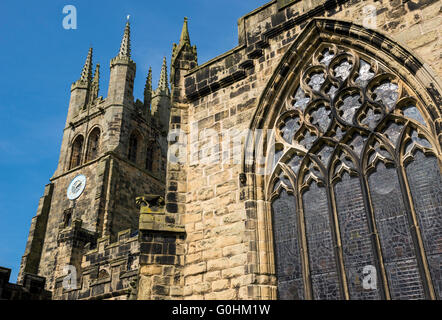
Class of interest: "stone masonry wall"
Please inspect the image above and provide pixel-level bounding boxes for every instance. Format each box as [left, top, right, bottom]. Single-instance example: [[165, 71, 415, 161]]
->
[[172, 0, 441, 299], [53, 229, 139, 300], [137, 196, 186, 300]]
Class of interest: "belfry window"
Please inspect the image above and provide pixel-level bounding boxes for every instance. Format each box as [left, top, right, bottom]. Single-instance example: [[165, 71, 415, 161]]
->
[[268, 44, 441, 300], [86, 127, 100, 162], [69, 135, 84, 169]]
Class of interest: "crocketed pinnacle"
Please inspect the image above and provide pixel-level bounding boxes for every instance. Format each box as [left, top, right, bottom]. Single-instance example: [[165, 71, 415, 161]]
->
[[179, 17, 190, 45], [118, 20, 131, 58], [157, 57, 169, 94], [92, 63, 100, 85], [90, 63, 100, 100], [144, 67, 152, 106], [80, 47, 93, 82]]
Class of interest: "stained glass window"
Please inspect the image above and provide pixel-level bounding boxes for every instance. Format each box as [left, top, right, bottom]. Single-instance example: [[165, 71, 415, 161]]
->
[[269, 44, 441, 300]]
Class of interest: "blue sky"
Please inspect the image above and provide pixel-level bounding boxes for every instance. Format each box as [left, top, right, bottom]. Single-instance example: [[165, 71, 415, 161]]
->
[[0, 0, 267, 283]]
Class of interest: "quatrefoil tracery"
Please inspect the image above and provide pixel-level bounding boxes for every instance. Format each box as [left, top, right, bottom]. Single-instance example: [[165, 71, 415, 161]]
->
[[270, 45, 434, 192]]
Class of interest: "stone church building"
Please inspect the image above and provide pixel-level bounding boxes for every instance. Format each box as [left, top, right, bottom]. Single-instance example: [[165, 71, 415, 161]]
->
[[1, 0, 440, 300]]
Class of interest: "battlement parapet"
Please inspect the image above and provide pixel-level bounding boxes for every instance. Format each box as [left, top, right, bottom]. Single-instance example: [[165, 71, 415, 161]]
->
[[53, 228, 139, 300], [0, 267, 51, 300]]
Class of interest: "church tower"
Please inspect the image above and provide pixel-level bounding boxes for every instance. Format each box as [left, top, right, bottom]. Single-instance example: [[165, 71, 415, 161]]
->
[[17, 20, 170, 295]]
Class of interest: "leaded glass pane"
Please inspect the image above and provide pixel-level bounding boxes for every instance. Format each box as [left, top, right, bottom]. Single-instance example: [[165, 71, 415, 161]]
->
[[317, 144, 333, 168], [288, 154, 303, 176], [272, 190, 305, 299], [360, 108, 382, 130], [281, 117, 300, 143], [368, 162, 425, 299], [405, 130, 432, 155], [402, 105, 426, 126], [298, 130, 317, 150], [383, 121, 404, 147], [335, 173, 381, 299], [309, 105, 331, 133], [334, 61, 352, 80], [338, 94, 361, 123], [293, 87, 310, 110], [303, 182, 341, 299], [308, 73, 325, 92], [373, 82, 398, 112], [319, 49, 334, 66], [406, 152, 442, 298], [355, 60, 375, 87], [348, 134, 366, 157]]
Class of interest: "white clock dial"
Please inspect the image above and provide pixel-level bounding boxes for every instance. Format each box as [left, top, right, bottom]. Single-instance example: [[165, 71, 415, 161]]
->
[[67, 174, 87, 200]]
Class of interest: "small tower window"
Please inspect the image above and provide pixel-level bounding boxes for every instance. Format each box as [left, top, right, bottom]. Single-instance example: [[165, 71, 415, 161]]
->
[[86, 128, 101, 162], [128, 132, 139, 163], [70, 135, 84, 169], [152, 148, 160, 173], [146, 146, 153, 171]]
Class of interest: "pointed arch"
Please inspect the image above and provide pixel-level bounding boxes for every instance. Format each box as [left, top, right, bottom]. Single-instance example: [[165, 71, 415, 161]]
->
[[86, 127, 101, 162], [69, 134, 84, 169], [241, 18, 442, 300]]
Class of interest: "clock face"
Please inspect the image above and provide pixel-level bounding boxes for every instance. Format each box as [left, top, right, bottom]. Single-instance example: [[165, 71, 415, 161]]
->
[[67, 174, 87, 200]]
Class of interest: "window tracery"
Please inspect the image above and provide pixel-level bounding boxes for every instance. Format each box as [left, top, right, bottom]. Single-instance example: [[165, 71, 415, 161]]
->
[[269, 44, 441, 300]]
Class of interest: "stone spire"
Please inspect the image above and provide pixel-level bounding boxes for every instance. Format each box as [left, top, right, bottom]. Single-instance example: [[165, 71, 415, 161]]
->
[[118, 20, 131, 58], [80, 47, 93, 82], [156, 57, 169, 95], [108, 17, 136, 103], [144, 67, 152, 108], [180, 17, 190, 45]]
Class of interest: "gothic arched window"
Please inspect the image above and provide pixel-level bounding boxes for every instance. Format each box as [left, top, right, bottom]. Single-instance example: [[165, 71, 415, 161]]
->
[[86, 127, 100, 162], [267, 43, 441, 300], [128, 132, 139, 163], [69, 135, 84, 169]]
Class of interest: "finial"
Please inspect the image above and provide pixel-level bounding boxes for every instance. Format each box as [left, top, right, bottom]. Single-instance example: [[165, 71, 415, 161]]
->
[[80, 47, 93, 82], [127, 14, 130, 21], [118, 20, 131, 58], [179, 16, 190, 45]]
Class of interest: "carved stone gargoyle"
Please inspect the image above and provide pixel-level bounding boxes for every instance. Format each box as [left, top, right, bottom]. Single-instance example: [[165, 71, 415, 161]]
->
[[136, 194, 165, 214], [127, 279, 138, 300]]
